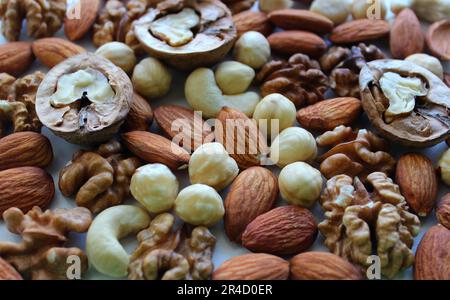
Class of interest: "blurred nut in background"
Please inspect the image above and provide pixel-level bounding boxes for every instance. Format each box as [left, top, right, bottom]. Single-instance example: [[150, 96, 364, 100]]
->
[[130, 164, 179, 214], [233, 31, 271, 69], [439, 148, 450, 187], [132, 57, 172, 99], [259, 0, 293, 13], [175, 184, 225, 227], [390, 0, 414, 14], [437, 194, 450, 229], [406, 53, 444, 80], [215, 61, 255, 95], [278, 162, 323, 208], [95, 42, 137, 74], [310, 0, 352, 25], [352, 0, 388, 20]]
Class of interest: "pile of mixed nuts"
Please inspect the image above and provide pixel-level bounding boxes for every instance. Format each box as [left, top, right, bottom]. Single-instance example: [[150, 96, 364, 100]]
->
[[0, 0, 449, 280]]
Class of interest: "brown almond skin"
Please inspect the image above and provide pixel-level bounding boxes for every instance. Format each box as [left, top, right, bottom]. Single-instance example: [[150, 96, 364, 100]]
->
[[268, 9, 334, 34], [0, 132, 53, 171], [64, 0, 101, 41], [0, 258, 22, 280], [0, 167, 55, 216], [233, 11, 273, 37], [0, 42, 34, 76], [290, 252, 363, 280], [242, 205, 318, 255], [414, 225, 450, 280], [268, 31, 327, 57], [330, 19, 390, 44], [296, 97, 362, 132], [122, 131, 191, 171], [32, 38, 86, 68], [426, 20, 450, 61], [395, 153, 437, 217], [390, 9, 424, 59], [123, 93, 153, 132], [212, 253, 289, 280], [437, 193, 450, 229], [225, 167, 278, 242]]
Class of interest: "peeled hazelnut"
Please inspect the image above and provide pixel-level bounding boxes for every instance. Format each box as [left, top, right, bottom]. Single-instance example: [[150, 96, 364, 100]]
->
[[233, 31, 271, 69], [215, 61, 255, 95], [259, 0, 293, 13], [406, 53, 444, 80], [310, 0, 352, 25], [279, 162, 323, 208], [352, 0, 388, 20], [132, 57, 172, 99], [95, 42, 137, 74], [439, 148, 450, 187], [130, 164, 179, 214], [270, 127, 317, 168]]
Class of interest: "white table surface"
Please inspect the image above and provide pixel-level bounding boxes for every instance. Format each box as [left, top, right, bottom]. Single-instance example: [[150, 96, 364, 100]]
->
[[0, 0, 449, 280]]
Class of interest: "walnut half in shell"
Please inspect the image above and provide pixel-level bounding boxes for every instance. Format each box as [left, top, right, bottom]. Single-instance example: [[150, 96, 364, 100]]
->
[[360, 59, 450, 147], [36, 53, 133, 145]]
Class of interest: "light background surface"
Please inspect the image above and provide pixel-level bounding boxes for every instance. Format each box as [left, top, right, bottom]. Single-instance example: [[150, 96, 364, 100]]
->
[[0, 0, 449, 280]]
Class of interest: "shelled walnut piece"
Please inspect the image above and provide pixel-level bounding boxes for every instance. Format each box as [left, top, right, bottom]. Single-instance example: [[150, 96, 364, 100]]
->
[[320, 43, 386, 98], [0, 72, 44, 137], [317, 126, 396, 181], [257, 53, 328, 108], [0, 206, 92, 280], [59, 140, 142, 214], [319, 173, 420, 278], [129, 213, 216, 280], [0, 0, 66, 41]]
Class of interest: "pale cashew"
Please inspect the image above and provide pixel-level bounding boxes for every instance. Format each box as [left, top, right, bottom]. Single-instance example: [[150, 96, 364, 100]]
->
[[185, 67, 260, 118], [86, 205, 151, 278]]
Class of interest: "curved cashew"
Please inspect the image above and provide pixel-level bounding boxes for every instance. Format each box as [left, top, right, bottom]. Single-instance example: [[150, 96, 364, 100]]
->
[[185, 67, 260, 118], [86, 205, 151, 278]]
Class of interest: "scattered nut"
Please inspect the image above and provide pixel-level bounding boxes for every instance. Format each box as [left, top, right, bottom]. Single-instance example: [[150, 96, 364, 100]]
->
[[405, 53, 444, 79], [329, 19, 390, 44], [267, 30, 327, 58], [215, 61, 255, 95], [65, 0, 101, 41], [222, 0, 256, 14], [123, 93, 154, 132], [259, 0, 293, 13], [95, 42, 137, 74], [232, 10, 273, 37], [437, 194, 450, 229], [310, 0, 352, 25], [390, 8, 424, 59], [426, 20, 450, 61], [391, 0, 414, 14], [268, 9, 334, 34], [438, 148, 450, 187], [132, 57, 172, 100], [352, 0, 387, 20], [233, 31, 271, 69], [413, 0, 450, 23]]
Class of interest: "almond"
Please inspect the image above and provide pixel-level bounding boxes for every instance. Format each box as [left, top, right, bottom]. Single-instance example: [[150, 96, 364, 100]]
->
[[215, 107, 269, 169], [233, 11, 273, 37], [296, 97, 362, 132], [437, 193, 450, 229], [32, 38, 86, 68], [0, 258, 22, 280], [414, 225, 450, 280], [390, 9, 424, 59], [0, 132, 53, 171], [65, 0, 101, 41], [267, 30, 327, 57], [329, 19, 390, 44], [0, 42, 34, 76], [426, 20, 450, 61], [123, 93, 154, 132], [224, 167, 278, 242], [395, 153, 438, 217], [268, 9, 334, 34], [154, 104, 214, 152], [122, 131, 191, 170], [0, 167, 55, 216], [212, 253, 289, 280], [241, 205, 318, 255], [290, 252, 363, 280]]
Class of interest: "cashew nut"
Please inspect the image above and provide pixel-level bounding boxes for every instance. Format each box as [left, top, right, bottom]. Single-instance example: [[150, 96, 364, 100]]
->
[[86, 205, 151, 278], [185, 67, 260, 118]]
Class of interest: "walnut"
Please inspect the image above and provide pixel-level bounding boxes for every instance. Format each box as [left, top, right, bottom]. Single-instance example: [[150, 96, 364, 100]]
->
[[222, 0, 256, 14], [320, 43, 386, 98], [129, 213, 216, 280], [257, 53, 328, 108], [0, 0, 66, 41], [319, 173, 420, 279], [0, 206, 92, 280], [317, 126, 396, 181]]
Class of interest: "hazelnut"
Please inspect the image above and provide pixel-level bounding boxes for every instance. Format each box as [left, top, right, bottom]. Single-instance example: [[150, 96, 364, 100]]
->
[[130, 164, 179, 213], [233, 31, 271, 69], [132, 57, 172, 99], [189, 143, 239, 191], [174, 184, 225, 227], [215, 61, 255, 95], [95, 42, 137, 74], [253, 93, 296, 137], [352, 0, 388, 20], [390, 0, 413, 14], [279, 162, 323, 208], [259, 0, 293, 13], [270, 127, 317, 168], [439, 148, 450, 186], [405, 53, 444, 80], [310, 0, 352, 25]]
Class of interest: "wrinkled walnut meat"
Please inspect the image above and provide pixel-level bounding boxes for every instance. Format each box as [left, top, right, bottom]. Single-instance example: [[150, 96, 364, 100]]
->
[[221, 0, 256, 14], [129, 213, 216, 280], [0, 72, 44, 137], [59, 140, 142, 214], [320, 43, 386, 98], [319, 173, 420, 278], [257, 53, 328, 108], [0, 206, 92, 280], [360, 59, 450, 147], [36, 53, 133, 145], [0, 0, 66, 41], [317, 126, 396, 181], [133, 0, 237, 70]]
